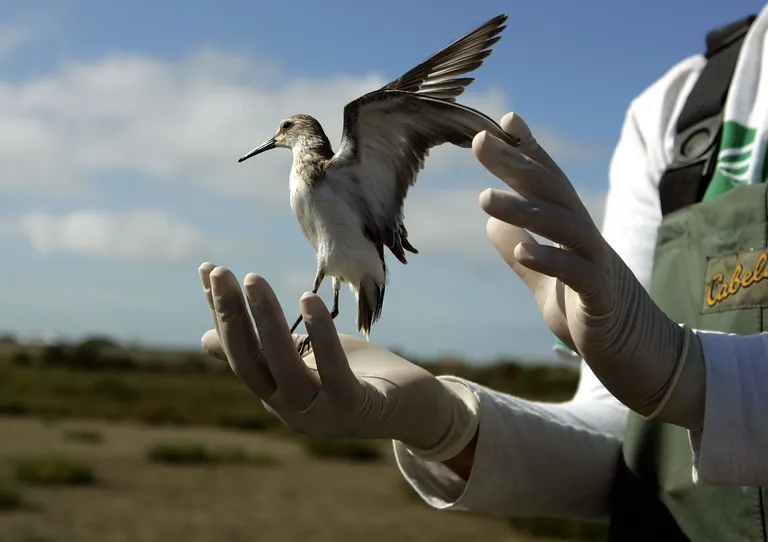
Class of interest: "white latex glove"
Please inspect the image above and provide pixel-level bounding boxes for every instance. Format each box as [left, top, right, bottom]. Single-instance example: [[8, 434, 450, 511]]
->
[[473, 112, 707, 431], [197, 263, 480, 462]]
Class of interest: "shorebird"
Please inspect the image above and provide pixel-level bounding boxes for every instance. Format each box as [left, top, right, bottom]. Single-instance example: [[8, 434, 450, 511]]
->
[[237, 14, 519, 355]]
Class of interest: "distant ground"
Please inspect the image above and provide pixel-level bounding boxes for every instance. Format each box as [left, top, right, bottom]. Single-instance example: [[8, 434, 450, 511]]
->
[[0, 337, 609, 542], [0, 417, 557, 542]]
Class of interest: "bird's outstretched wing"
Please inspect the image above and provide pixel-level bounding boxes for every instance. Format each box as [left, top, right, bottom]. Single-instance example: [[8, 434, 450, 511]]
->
[[328, 14, 515, 265], [380, 14, 508, 102], [329, 91, 519, 265]]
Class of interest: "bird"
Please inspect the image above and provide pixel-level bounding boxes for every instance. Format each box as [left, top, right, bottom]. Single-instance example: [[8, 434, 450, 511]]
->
[[237, 13, 520, 355]]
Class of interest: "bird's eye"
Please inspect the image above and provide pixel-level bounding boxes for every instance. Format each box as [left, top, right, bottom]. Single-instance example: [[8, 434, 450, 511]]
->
[[281, 121, 293, 130]]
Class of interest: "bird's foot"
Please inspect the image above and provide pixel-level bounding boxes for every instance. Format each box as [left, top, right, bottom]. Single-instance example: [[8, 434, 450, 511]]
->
[[296, 335, 313, 357]]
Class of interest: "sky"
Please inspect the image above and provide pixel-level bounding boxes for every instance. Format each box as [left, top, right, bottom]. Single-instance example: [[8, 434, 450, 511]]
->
[[0, 0, 764, 363]]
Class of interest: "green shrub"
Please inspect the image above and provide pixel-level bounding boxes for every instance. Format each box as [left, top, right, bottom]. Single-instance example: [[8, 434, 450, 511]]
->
[[41, 345, 69, 367], [184, 354, 210, 373], [0, 400, 28, 417], [89, 377, 138, 401], [215, 447, 281, 467], [137, 405, 190, 426], [10, 454, 97, 486], [217, 412, 276, 432], [146, 440, 280, 467], [62, 428, 104, 445], [302, 438, 383, 463], [11, 351, 32, 367], [0, 344, 580, 431], [147, 441, 215, 464], [68, 342, 103, 371], [0, 476, 24, 510]]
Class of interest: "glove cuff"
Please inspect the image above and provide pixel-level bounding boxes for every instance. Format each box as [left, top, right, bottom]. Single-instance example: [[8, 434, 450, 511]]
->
[[402, 376, 481, 463], [642, 324, 707, 430]]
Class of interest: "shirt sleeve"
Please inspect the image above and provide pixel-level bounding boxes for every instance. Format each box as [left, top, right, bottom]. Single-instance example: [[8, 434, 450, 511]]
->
[[688, 330, 768, 487], [392, 55, 707, 520], [394, 376, 628, 521]]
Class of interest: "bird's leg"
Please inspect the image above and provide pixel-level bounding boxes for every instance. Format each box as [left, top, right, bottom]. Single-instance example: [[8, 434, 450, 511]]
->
[[297, 276, 341, 358], [289, 268, 326, 334], [294, 268, 325, 357], [330, 277, 341, 320]]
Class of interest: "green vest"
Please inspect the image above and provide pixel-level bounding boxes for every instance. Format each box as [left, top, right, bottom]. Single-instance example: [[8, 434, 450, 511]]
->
[[608, 183, 768, 541]]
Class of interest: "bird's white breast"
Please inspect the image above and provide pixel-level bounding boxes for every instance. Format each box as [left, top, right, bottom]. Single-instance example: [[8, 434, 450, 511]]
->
[[289, 170, 385, 288], [290, 172, 320, 248]]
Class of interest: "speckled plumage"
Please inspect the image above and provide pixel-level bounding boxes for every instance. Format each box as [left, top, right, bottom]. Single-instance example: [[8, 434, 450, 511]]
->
[[237, 14, 518, 352]]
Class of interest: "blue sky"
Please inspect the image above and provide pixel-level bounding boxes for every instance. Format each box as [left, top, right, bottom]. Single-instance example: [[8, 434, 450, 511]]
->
[[0, 0, 764, 363]]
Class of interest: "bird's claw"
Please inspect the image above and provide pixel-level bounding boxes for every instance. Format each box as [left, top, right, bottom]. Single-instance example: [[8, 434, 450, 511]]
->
[[296, 335, 313, 357]]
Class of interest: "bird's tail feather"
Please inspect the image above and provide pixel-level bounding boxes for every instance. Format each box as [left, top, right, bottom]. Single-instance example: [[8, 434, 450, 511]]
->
[[356, 277, 385, 340], [399, 224, 419, 255], [402, 236, 418, 254]]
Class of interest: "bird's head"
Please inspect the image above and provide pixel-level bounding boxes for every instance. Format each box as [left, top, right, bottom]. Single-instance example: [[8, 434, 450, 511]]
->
[[237, 114, 331, 163]]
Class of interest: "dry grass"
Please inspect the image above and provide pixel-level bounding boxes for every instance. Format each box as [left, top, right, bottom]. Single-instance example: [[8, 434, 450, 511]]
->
[[0, 416, 564, 542], [302, 437, 384, 463], [0, 341, 598, 541], [146, 440, 281, 467], [62, 428, 104, 445], [0, 342, 579, 429]]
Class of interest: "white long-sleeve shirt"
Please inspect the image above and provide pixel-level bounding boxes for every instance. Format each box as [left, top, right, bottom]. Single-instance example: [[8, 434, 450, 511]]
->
[[394, 4, 768, 520]]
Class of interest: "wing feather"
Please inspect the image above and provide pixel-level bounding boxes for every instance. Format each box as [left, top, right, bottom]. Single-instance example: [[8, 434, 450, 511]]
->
[[381, 14, 508, 102], [330, 92, 520, 265], [328, 14, 512, 265]]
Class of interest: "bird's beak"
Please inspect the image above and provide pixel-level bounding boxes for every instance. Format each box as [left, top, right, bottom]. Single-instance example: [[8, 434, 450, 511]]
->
[[238, 137, 277, 163]]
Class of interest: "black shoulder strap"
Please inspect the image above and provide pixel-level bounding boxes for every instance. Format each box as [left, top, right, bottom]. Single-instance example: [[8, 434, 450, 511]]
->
[[658, 14, 757, 217]]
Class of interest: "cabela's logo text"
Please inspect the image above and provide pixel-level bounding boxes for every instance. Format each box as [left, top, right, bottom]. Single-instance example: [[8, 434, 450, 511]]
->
[[706, 251, 768, 308]]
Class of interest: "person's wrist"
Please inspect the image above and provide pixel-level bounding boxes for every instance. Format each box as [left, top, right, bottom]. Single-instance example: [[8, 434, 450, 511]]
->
[[644, 325, 707, 430], [400, 376, 480, 463], [441, 428, 478, 481]]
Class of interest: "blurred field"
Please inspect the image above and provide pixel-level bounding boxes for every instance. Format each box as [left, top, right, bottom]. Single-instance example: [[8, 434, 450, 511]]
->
[[0, 336, 609, 541]]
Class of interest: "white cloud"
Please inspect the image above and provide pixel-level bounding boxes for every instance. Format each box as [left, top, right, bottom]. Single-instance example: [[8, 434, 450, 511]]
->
[[10, 209, 238, 262], [534, 128, 602, 165], [404, 188, 498, 260], [399, 186, 609, 261], [0, 48, 600, 205], [0, 50, 490, 202], [0, 49, 366, 199]]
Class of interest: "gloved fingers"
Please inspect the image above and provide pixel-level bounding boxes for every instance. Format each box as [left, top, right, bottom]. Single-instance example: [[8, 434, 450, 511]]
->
[[201, 327, 283, 366], [542, 294, 579, 352], [200, 263, 228, 363], [291, 333, 312, 354], [480, 188, 608, 267], [199, 262, 223, 342], [486, 216, 573, 341], [207, 267, 277, 400], [201, 327, 302, 367], [485, 216, 548, 297], [514, 242, 613, 315], [300, 292, 364, 410], [201, 328, 226, 361], [200, 264, 240, 367], [243, 273, 320, 411], [473, 131, 590, 220], [500, 112, 569, 183]]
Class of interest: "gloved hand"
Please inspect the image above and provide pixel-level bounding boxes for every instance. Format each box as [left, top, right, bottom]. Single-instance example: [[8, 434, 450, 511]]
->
[[473, 112, 707, 431], [197, 263, 480, 462]]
